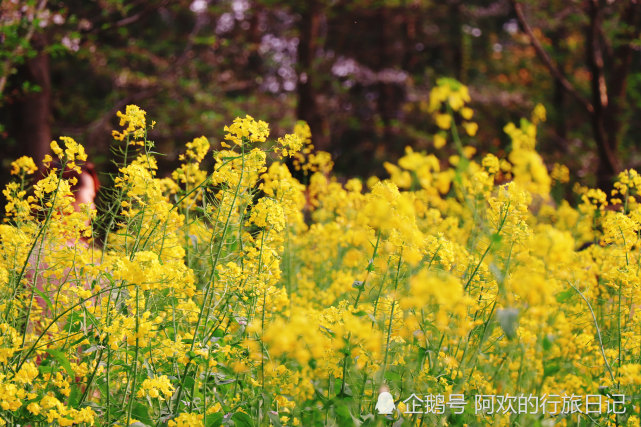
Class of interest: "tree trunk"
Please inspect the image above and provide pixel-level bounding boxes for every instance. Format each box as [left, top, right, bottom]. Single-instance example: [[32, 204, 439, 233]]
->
[[551, 28, 567, 144], [587, 0, 618, 189], [601, 1, 640, 179], [448, 0, 463, 80], [403, 4, 419, 72], [296, 1, 327, 149], [377, 7, 395, 145], [17, 40, 51, 167]]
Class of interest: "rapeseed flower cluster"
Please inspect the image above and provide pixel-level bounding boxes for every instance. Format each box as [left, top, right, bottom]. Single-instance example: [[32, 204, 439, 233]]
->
[[111, 104, 148, 144], [0, 90, 639, 426], [9, 156, 38, 176]]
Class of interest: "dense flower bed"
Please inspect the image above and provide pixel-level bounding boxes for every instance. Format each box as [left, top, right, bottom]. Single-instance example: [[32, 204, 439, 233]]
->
[[1, 80, 639, 426]]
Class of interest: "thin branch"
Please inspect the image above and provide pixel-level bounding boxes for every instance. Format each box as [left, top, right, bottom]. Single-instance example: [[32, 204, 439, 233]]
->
[[588, 0, 608, 110], [606, 2, 640, 107], [84, 0, 171, 34], [567, 281, 616, 385], [113, 0, 172, 28], [0, 0, 48, 98], [86, 9, 205, 139], [510, 0, 594, 114], [586, 0, 619, 176]]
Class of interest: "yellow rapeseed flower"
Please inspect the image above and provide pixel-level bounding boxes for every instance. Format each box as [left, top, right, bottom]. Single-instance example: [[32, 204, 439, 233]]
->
[[10, 156, 38, 176]]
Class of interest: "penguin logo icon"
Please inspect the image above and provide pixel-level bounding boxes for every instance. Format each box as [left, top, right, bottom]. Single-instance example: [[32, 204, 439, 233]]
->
[[375, 385, 395, 415]]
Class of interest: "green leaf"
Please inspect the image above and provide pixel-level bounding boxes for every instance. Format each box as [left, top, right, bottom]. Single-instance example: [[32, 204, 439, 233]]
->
[[260, 392, 273, 410], [314, 386, 329, 406], [131, 402, 153, 425], [214, 374, 236, 385], [543, 363, 560, 377], [366, 260, 375, 272], [232, 411, 253, 427], [542, 335, 554, 352], [337, 383, 353, 397], [334, 402, 356, 426], [496, 308, 519, 340], [183, 374, 196, 390], [32, 287, 55, 318], [267, 412, 282, 427], [360, 414, 376, 426], [67, 385, 81, 407], [320, 325, 336, 338], [45, 349, 75, 378], [351, 310, 375, 322], [556, 288, 574, 303], [205, 412, 224, 427], [383, 370, 401, 383]]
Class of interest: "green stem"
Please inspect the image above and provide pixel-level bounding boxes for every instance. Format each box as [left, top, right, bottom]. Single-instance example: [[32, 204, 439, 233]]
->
[[125, 285, 141, 426], [174, 140, 247, 414], [567, 281, 615, 384], [353, 230, 382, 309], [381, 250, 403, 383]]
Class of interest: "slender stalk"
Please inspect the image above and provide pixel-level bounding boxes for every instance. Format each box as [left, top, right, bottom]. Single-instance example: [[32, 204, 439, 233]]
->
[[337, 231, 383, 397], [381, 250, 403, 383], [567, 281, 616, 384], [174, 140, 247, 414], [353, 230, 382, 309], [125, 285, 141, 426]]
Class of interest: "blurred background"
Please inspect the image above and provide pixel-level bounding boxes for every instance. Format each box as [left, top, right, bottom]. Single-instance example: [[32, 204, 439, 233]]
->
[[1, 0, 640, 191]]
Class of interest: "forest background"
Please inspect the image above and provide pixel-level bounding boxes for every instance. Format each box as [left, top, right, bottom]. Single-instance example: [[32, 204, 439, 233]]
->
[[1, 0, 641, 194]]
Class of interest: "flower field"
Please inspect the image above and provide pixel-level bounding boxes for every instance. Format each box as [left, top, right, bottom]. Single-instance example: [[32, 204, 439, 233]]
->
[[1, 79, 640, 426]]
